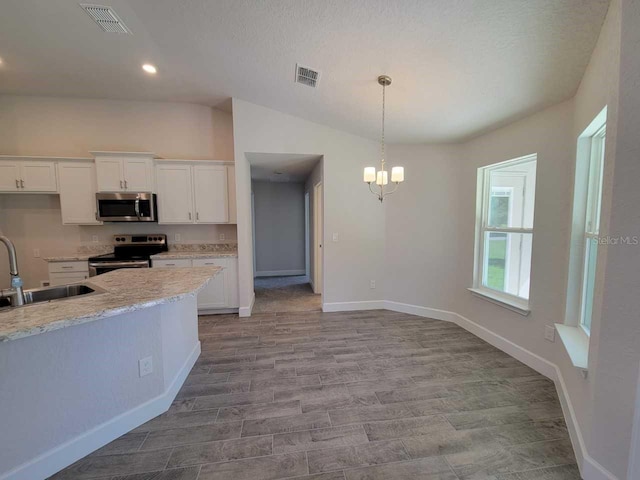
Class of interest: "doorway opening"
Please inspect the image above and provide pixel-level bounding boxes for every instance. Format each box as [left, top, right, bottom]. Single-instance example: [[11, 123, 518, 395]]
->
[[248, 153, 323, 313]]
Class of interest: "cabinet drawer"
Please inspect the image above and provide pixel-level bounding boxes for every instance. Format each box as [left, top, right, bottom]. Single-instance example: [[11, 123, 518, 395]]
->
[[48, 261, 89, 273], [193, 258, 226, 267], [152, 259, 192, 268]]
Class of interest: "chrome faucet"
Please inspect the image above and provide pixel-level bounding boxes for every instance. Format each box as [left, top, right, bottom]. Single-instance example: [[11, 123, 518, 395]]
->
[[0, 236, 25, 306]]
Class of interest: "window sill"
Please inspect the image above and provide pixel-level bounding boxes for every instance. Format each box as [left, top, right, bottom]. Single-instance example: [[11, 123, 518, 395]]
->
[[467, 288, 531, 316], [555, 324, 589, 377]]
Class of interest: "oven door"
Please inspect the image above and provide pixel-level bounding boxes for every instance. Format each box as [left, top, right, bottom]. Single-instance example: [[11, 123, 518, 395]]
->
[[89, 260, 150, 277], [96, 193, 157, 222]]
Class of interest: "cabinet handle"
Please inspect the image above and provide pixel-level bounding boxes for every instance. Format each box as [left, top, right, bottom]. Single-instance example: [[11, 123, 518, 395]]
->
[[15, 179, 19, 189], [20, 179, 24, 188], [196, 212, 199, 221], [61, 266, 73, 269], [188, 212, 192, 220], [124, 180, 128, 189], [120, 180, 123, 189], [166, 263, 176, 266]]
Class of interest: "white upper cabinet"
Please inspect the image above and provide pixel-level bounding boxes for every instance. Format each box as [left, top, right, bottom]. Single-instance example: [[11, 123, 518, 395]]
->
[[156, 164, 194, 224], [0, 159, 57, 193], [58, 161, 102, 225], [155, 161, 234, 225], [93, 152, 155, 192], [193, 165, 228, 223]]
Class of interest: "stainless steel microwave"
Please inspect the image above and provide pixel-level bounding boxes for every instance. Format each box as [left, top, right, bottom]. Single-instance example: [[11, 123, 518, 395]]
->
[[96, 192, 157, 222]]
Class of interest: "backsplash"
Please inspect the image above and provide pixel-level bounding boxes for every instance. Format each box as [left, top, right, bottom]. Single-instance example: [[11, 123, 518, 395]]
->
[[168, 243, 237, 253]]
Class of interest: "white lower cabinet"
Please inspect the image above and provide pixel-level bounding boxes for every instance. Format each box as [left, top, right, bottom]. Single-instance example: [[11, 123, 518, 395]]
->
[[48, 261, 90, 286], [151, 257, 238, 311]]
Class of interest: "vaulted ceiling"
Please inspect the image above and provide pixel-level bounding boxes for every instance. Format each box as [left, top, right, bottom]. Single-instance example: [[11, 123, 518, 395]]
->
[[0, 0, 610, 142]]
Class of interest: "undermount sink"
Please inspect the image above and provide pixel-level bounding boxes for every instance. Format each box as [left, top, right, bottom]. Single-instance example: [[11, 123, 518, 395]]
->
[[0, 283, 104, 310]]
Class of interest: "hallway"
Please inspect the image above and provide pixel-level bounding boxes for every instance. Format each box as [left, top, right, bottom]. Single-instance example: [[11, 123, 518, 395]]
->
[[253, 276, 321, 313]]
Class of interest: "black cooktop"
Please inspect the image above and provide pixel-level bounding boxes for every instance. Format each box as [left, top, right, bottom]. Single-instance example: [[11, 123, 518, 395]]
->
[[88, 234, 168, 262]]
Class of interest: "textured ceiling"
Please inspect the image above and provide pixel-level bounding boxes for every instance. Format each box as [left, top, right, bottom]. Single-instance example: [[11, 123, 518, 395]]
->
[[248, 153, 321, 183], [0, 0, 610, 142]]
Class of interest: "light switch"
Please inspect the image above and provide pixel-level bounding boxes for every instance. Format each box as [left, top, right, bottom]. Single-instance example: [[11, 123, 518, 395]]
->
[[332, 233, 339, 242]]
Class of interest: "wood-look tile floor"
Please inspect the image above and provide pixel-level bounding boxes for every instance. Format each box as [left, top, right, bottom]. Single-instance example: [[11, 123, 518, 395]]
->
[[51, 310, 580, 480]]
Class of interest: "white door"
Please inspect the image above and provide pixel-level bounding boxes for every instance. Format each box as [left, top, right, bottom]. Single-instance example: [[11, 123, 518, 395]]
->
[[20, 162, 57, 192], [156, 164, 194, 224], [313, 182, 323, 295], [96, 158, 124, 192], [193, 165, 228, 223], [0, 161, 21, 192], [193, 258, 227, 309], [58, 162, 101, 225], [123, 158, 153, 191]]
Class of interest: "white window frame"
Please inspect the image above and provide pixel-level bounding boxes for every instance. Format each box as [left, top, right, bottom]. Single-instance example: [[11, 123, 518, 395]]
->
[[578, 124, 606, 334], [470, 154, 537, 315]]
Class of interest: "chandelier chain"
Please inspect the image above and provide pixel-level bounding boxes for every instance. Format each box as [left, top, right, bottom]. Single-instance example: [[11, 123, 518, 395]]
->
[[381, 82, 386, 170]]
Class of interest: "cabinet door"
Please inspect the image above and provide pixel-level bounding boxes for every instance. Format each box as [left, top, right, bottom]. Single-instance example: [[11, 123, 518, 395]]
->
[[156, 164, 194, 224], [58, 162, 101, 225], [95, 158, 124, 192], [227, 166, 237, 224], [20, 161, 58, 192], [0, 161, 21, 192], [123, 158, 154, 192], [193, 258, 227, 309], [193, 165, 228, 223]]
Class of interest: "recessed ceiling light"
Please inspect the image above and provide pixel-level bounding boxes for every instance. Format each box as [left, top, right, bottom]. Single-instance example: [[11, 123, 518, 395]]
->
[[142, 64, 157, 74], [0, 57, 4, 66]]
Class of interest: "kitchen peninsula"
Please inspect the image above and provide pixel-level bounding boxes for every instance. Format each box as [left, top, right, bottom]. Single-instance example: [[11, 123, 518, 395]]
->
[[0, 267, 220, 480]]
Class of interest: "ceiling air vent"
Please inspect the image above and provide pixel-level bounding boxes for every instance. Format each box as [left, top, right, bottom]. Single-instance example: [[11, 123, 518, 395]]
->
[[80, 4, 132, 34], [295, 64, 320, 88]]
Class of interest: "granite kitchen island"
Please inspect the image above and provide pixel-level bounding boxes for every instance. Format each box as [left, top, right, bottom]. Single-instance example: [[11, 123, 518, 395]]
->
[[0, 267, 220, 480]]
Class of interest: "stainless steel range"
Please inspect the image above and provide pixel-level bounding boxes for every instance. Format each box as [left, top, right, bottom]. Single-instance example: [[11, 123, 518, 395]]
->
[[88, 234, 168, 276]]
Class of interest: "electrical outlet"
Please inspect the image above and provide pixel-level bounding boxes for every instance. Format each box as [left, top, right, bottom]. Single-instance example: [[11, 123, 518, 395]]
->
[[175, 233, 181, 242], [370, 280, 376, 289], [139, 356, 153, 377], [33, 248, 40, 258], [544, 325, 555, 342], [332, 233, 339, 242], [219, 233, 225, 241], [92, 235, 99, 243]]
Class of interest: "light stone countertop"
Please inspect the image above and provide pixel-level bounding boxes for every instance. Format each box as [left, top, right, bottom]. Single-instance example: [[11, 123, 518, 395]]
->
[[44, 245, 114, 262], [43, 253, 101, 262], [151, 251, 238, 260], [0, 266, 220, 343]]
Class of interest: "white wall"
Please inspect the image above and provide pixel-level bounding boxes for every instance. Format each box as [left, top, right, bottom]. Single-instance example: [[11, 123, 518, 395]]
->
[[587, 0, 640, 477], [233, 99, 384, 314], [0, 95, 236, 289], [383, 1, 628, 477], [252, 181, 306, 275], [0, 95, 234, 159], [384, 144, 461, 311]]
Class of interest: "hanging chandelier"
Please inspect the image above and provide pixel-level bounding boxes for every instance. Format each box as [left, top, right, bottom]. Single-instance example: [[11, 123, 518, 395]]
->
[[363, 75, 404, 202]]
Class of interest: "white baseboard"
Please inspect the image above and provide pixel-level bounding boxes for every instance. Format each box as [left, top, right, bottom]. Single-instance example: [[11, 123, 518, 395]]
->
[[239, 291, 256, 317], [255, 270, 306, 277], [2, 342, 201, 480], [383, 300, 618, 480], [322, 300, 385, 312]]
